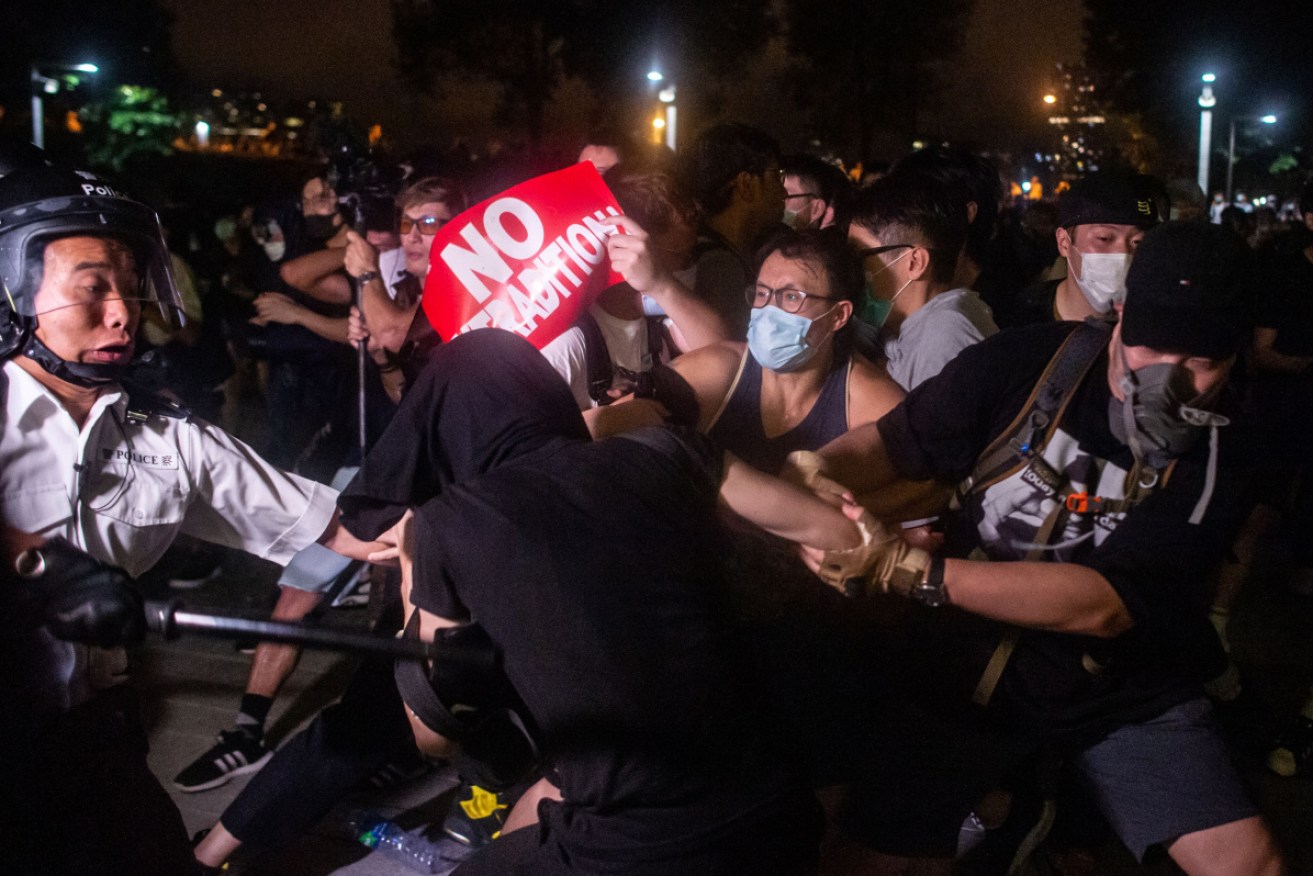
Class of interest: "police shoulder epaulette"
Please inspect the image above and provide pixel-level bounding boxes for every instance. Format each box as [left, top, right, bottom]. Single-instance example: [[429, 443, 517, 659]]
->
[[123, 382, 191, 423]]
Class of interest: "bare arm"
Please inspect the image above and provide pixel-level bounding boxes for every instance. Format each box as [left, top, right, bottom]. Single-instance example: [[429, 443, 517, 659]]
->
[[250, 293, 350, 344], [942, 558, 1133, 638], [344, 231, 417, 353], [669, 342, 743, 432], [278, 247, 354, 305], [316, 509, 393, 562], [811, 422, 948, 521], [606, 214, 729, 351], [719, 452, 861, 550]]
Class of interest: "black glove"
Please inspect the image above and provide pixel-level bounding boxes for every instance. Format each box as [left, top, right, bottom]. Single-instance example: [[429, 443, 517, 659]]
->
[[13, 538, 145, 647]]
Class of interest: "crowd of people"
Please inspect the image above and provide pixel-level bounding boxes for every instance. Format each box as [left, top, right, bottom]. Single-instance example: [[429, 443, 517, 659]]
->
[[2, 118, 1311, 876]]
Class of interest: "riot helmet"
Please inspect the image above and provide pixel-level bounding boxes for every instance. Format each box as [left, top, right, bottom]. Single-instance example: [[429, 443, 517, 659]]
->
[[0, 140, 184, 385]]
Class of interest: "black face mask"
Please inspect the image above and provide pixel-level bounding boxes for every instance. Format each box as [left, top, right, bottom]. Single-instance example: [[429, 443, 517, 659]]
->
[[303, 213, 339, 240], [1113, 346, 1228, 470]]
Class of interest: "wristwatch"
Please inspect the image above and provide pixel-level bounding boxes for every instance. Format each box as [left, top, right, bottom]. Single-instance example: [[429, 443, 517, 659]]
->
[[355, 270, 379, 284], [910, 555, 948, 607]]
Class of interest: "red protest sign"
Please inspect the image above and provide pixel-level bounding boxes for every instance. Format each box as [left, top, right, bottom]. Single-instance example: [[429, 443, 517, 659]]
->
[[422, 162, 624, 348]]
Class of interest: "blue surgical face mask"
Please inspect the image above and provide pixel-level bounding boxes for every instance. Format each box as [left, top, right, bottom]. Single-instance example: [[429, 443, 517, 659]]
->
[[748, 304, 827, 372]]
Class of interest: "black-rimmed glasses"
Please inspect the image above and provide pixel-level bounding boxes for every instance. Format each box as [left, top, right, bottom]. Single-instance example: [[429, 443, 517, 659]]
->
[[745, 283, 834, 314], [855, 243, 915, 260]]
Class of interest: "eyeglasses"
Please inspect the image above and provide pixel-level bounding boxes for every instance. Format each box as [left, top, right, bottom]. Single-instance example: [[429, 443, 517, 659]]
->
[[400, 215, 447, 235], [784, 192, 821, 201], [746, 283, 834, 314], [855, 244, 915, 260]]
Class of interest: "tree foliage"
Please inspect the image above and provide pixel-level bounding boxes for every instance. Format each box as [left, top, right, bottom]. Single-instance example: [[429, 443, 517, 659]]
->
[[78, 85, 182, 173], [390, 0, 774, 143], [781, 0, 974, 158]]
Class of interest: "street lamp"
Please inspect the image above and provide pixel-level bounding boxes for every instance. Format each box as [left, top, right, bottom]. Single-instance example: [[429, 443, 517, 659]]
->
[[1197, 73, 1216, 196], [30, 61, 99, 148], [646, 69, 677, 151], [1226, 112, 1277, 203]]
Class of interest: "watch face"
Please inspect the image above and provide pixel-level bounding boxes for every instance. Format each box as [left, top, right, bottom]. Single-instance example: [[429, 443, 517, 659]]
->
[[913, 582, 947, 607]]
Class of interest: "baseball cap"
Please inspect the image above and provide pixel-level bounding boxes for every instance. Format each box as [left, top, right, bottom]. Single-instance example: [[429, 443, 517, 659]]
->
[[1120, 222, 1253, 359], [1059, 172, 1166, 229]]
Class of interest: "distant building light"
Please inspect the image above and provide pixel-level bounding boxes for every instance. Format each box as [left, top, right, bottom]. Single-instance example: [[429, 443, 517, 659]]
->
[[647, 70, 664, 82], [652, 116, 666, 129], [1043, 94, 1057, 105], [74, 63, 99, 74], [1261, 114, 1278, 124], [211, 88, 223, 98], [911, 140, 926, 150], [195, 120, 210, 148], [1202, 73, 1216, 83]]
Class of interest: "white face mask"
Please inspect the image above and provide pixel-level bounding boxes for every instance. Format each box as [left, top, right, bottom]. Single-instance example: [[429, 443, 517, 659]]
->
[[1071, 247, 1131, 312]]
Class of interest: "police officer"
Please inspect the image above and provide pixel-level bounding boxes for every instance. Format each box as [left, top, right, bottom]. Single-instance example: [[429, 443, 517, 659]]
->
[[0, 142, 386, 874]]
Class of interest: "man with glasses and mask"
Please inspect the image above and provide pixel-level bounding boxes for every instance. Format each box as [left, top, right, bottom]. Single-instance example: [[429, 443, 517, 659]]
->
[[781, 153, 851, 232], [789, 222, 1285, 876], [848, 171, 997, 391]]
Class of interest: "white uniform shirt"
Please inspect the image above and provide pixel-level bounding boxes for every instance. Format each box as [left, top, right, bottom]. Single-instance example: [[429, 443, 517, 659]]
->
[[0, 360, 338, 705]]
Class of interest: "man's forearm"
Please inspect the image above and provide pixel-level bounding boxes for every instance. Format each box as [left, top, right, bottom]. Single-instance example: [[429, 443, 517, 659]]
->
[[644, 275, 729, 351], [280, 248, 351, 304], [943, 558, 1133, 638]]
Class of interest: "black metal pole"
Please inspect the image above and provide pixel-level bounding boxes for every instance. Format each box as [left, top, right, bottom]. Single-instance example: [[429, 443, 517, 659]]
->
[[143, 600, 494, 666]]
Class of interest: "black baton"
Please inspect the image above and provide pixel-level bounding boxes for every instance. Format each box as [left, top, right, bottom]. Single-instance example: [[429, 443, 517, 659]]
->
[[143, 600, 494, 666]]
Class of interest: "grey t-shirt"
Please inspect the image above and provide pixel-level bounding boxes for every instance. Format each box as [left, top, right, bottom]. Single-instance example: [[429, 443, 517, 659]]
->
[[883, 287, 998, 391]]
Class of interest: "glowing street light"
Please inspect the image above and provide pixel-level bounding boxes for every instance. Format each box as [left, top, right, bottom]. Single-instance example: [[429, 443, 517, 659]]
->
[[644, 69, 677, 151], [1042, 93, 1057, 105], [1226, 112, 1278, 203], [31, 61, 99, 149], [1197, 73, 1217, 195]]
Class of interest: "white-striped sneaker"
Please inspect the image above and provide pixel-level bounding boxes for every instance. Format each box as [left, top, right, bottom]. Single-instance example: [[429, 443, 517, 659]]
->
[[174, 729, 273, 793]]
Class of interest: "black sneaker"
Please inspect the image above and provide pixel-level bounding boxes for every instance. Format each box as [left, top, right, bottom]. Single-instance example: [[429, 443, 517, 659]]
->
[[1267, 714, 1313, 777], [442, 783, 509, 847], [174, 728, 273, 792]]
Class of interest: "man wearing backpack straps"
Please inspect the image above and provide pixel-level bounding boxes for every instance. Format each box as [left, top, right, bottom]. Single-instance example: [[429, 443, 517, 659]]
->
[[789, 222, 1285, 875]]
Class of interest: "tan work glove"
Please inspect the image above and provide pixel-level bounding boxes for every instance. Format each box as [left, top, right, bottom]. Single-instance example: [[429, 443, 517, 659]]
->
[[817, 510, 933, 599], [781, 450, 851, 507]]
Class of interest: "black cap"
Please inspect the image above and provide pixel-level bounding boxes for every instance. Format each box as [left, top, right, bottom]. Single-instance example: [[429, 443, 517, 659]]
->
[[1120, 222, 1253, 359], [1058, 172, 1166, 229]]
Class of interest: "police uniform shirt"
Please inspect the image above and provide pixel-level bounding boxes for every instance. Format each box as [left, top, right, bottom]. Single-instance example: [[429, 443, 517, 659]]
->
[[0, 359, 338, 705]]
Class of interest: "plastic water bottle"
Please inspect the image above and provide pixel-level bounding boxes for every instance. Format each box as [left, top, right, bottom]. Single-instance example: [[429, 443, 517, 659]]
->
[[346, 811, 446, 874]]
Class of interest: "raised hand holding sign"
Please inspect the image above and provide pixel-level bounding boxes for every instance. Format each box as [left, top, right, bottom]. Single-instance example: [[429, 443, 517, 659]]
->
[[422, 163, 625, 349]]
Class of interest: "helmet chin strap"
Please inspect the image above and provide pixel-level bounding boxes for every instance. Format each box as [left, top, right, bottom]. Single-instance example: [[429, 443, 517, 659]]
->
[[21, 329, 127, 388]]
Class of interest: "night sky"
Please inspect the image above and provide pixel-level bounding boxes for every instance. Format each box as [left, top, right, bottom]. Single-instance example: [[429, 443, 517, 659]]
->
[[158, 0, 1085, 154]]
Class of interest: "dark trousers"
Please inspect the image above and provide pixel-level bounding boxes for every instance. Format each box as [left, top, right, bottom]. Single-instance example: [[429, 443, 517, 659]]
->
[[2, 686, 198, 876], [221, 648, 416, 850]]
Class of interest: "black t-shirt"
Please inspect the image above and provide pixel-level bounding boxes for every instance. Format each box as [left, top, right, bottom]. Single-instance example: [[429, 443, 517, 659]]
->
[[997, 277, 1061, 330], [409, 426, 802, 857], [876, 322, 1244, 739], [1256, 237, 1313, 357]]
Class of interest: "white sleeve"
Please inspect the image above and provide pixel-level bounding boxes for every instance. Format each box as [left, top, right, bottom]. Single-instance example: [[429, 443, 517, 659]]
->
[[179, 419, 339, 565], [538, 327, 595, 411]]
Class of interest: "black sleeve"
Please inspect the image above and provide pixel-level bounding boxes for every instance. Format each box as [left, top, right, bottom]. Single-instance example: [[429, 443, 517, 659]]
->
[[408, 495, 471, 622], [1083, 450, 1246, 641], [337, 357, 457, 539], [877, 324, 1073, 483], [615, 425, 724, 496]]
